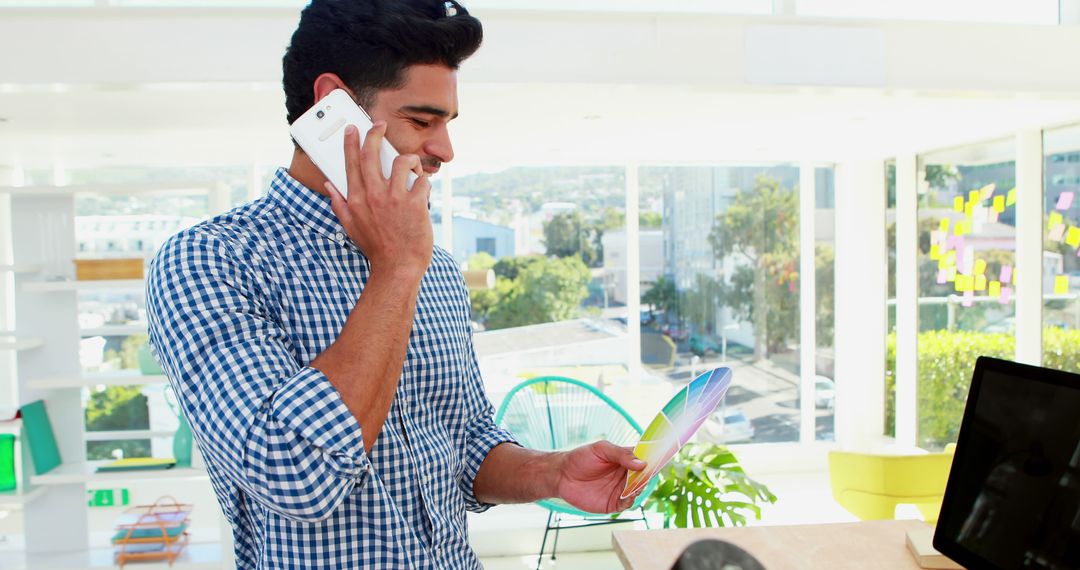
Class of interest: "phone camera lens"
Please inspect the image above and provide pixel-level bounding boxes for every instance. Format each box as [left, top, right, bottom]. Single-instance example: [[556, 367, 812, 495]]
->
[[316, 110, 325, 119]]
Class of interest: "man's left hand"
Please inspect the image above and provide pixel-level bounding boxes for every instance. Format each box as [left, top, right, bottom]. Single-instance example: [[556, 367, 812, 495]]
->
[[555, 441, 647, 514]]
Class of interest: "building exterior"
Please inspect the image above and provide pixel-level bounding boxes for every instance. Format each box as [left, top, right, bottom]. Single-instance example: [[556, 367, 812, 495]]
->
[[433, 213, 515, 264]]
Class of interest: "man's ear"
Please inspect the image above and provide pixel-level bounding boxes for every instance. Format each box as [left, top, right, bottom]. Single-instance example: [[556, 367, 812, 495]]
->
[[312, 73, 353, 102]]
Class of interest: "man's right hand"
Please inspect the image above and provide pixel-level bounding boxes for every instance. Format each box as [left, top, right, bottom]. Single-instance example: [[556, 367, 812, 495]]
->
[[326, 121, 433, 277]]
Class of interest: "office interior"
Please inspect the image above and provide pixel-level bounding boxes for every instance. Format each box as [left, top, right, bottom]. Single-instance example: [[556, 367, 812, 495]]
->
[[2, 1, 1080, 568]]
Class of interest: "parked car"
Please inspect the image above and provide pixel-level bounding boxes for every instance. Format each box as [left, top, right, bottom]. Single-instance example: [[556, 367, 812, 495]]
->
[[815, 375, 835, 409], [688, 334, 721, 357], [699, 407, 755, 444], [662, 323, 690, 342]]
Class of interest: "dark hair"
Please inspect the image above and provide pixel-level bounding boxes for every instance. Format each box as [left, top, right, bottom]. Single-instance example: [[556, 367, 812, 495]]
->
[[282, 0, 482, 125]]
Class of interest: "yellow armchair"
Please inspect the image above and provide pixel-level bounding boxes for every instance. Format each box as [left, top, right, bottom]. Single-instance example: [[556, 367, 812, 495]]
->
[[827, 448, 955, 523]]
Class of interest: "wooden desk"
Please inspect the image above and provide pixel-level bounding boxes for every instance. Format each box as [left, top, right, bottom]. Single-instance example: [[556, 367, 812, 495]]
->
[[612, 519, 932, 570]]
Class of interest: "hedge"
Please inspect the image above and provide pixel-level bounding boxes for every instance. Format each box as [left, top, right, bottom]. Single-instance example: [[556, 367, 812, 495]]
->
[[886, 328, 1080, 450]]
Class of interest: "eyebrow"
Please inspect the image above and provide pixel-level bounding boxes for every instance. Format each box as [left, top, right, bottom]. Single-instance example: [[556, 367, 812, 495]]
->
[[400, 105, 459, 120]]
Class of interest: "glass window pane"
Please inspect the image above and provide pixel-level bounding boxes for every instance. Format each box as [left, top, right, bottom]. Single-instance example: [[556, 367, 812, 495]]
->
[[814, 166, 836, 441], [885, 160, 897, 438], [1043, 124, 1080, 372], [641, 165, 801, 445], [916, 140, 1016, 450]]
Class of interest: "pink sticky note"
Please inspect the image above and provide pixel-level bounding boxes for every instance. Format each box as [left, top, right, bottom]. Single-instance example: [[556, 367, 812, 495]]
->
[[937, 268, 949, 285], [999, 286, 1013, 305], [1057, 192, 1074, 210], [999, 265, 1013, 284], [962, 290, 975, 307]]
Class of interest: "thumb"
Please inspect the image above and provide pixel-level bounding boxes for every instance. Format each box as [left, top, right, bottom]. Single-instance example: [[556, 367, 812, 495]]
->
[[326, 182, 354, 227], [598, 441, 646, 471]]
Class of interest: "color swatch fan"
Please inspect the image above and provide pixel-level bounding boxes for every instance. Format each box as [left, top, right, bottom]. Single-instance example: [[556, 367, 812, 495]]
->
[[621, 367, 733, 500]]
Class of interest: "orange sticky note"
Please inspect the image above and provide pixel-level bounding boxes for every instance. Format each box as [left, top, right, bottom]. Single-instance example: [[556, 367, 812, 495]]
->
[[954, 196, 965, 213], [993, 196, 1005, 213], [989, 280, 1001, 298], [1055, 275, 1069, 295], [975, 274, 987, 291], [1006, 188, 1017, 206]]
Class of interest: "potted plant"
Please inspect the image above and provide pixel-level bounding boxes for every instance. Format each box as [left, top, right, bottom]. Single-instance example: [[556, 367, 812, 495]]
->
[[644, 442, 776, 528]]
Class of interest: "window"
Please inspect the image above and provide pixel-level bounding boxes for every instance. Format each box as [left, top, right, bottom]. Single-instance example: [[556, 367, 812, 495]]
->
[[476, 237, 497, 257], [915, 140, 1016, 450], [640, 165, 808, 444], [1042, 124, 1080, 373], [884, 160, 897, 438], [814, 167, 836, 441]]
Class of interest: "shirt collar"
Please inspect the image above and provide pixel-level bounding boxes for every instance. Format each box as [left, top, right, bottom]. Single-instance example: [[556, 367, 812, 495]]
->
[[267, 167, 344, 240]]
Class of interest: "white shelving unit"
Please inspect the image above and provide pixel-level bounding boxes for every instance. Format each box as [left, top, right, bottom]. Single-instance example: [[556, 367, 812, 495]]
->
[[22, 279, 144, 293], [26, 372, 167, 391], [1, 186, 233, 568]]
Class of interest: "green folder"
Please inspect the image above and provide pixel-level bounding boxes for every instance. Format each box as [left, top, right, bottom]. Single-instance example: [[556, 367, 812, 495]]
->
[[0, 434, 16, 491], [19, 400, 61, 476]]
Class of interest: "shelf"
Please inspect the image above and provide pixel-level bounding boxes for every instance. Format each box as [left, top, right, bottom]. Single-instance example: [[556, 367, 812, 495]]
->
[[26, 372, 167, 390], [0, 419, 22, 436], [31, 462, 209, 486], [80, 324, 147, 337], [23, 279, 145, 292], [0, 486, 45, 509], [0, 264, 41, 275], [24, 541, 224, 570], [0, 337, 44, 351]]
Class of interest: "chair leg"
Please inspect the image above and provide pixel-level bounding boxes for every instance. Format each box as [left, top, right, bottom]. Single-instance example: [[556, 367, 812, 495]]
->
[[550, 512, 562, 561], [641, 506, 650, 529], [536, 511, 553, 570]]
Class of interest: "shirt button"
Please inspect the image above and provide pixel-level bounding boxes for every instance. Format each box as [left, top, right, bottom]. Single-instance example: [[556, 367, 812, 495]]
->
[[334, 232, 345, 243]]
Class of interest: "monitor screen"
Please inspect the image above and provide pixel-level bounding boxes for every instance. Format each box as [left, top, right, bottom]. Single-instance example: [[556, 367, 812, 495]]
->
[[934, 357, 1080, 570]]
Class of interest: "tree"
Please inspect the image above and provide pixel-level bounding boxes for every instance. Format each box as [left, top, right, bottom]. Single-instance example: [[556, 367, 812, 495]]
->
[[474, 255, 593, 330], [682, 274, 722, 334], [709, 175, 799, 361], [642, 275, 678, 318], [467, 251, 496, 271], [640, 211, 663, 229], [543, 211, 600, 267]]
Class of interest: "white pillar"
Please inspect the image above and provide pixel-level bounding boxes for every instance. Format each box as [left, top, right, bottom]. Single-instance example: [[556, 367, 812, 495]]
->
[[626, 164, 642, 373], [798, 163, 816, 444], [1061, 0, 1080, 24], [833, 160, 887, 449], [895, 154, 918, 448], [1016, 130, 1044, 366], [441, 172, 454, 256]]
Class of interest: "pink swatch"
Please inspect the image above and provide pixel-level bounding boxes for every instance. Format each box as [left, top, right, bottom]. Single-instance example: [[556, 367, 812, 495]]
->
[[999, 265, 1013, 284], [962, 290, 975, 307], [1057, 192, 1074, 210], [999, 286, 1013, 305]]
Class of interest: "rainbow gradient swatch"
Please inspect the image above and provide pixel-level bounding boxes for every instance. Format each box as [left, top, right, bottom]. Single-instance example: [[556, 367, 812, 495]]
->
[[621, 367, 733, 500]]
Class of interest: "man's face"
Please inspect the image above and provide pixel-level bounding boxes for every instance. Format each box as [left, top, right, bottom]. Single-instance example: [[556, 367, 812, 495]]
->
[[366, 64, 459, 176]]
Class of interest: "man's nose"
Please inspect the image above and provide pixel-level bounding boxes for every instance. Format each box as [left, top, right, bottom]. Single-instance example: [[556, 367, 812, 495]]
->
[[425, 122, 454, 164]]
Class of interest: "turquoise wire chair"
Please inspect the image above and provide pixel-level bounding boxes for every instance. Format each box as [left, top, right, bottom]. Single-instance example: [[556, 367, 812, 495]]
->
[[494, 376, 658, 568]]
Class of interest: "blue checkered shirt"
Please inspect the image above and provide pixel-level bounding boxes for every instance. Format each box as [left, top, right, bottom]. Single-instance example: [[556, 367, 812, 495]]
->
[[146, 168, 517, 569]]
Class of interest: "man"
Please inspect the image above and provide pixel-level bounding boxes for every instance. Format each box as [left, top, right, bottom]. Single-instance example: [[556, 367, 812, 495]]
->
[[146, 1, 646, 568]]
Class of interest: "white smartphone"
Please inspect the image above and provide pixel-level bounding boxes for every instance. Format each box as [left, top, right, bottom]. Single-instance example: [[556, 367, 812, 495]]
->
[[289, 88, 418, 198]]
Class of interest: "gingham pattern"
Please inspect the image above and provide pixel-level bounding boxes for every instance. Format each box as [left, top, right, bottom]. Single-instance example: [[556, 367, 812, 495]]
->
[[146, 168, 517, 569]]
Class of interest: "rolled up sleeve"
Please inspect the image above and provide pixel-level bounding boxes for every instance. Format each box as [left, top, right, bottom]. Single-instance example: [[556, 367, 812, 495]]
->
[[147, 228, 368, 523]]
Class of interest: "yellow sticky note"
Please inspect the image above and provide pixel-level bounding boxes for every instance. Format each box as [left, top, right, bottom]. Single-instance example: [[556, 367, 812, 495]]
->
[[956, 274, 973, 293], [1006, 188, 1017, 206], [954, 196, 965, 213], [1068, 227, 1080, 248], [939, 218, 950, 234], [993, 196, 1005, 213], [939, 250, 957, 270], [974, 259, 987, 275], [1055, 275, 1069, 295], [989, 280, 1001, 298], [1050, 212, 1064, 229], [929, 244, 941, 260], [955, 221, 969, 236], [975, 274, 987, 291], [1013, 270, 1017, 285], [965, 201, 975, 219], [969, 189, 981, 203]]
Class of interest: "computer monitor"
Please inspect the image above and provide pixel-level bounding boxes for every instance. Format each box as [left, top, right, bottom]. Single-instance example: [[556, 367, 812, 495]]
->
[[934, 356, 1080, 570]]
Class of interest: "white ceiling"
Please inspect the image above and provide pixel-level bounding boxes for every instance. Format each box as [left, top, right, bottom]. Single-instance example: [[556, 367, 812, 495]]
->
[[3, 82, 1080, 178]]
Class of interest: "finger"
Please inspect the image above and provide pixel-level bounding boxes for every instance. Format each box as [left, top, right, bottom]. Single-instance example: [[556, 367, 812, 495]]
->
[[342, 124, 365, 202], [360, 121, 388, 191], [597, 442, 646, 472], [326, 181, 355, 228], [390, 154, 423, 194], [409, 174, 432, 204]]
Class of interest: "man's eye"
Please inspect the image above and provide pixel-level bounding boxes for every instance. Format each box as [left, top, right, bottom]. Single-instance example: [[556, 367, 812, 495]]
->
[[409, 118, 430, 128]]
